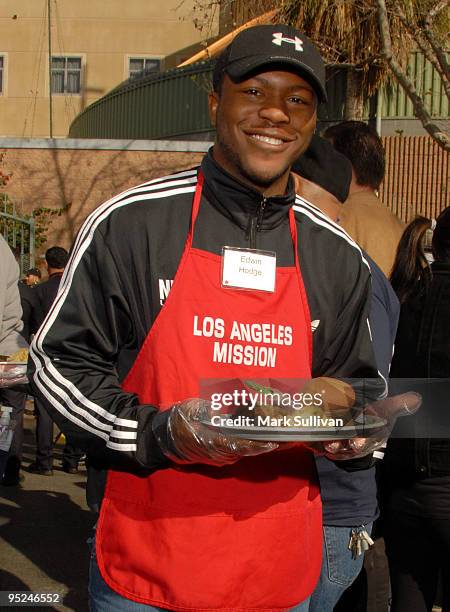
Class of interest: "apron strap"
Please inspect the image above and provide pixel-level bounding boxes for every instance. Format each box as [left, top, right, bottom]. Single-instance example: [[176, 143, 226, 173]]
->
[[288, 206, 313, 370], [289, 206, 300, 272], [187, 170, 204, 249]]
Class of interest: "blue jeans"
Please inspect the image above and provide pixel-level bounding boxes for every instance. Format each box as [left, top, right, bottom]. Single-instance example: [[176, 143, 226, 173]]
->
[[307, 524, 373, 612], [89, 545, 165, 611], [89, 537, 309, 611]]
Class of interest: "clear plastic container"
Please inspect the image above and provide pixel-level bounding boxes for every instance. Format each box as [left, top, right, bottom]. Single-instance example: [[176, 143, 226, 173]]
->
[[0, 362, 28, 388]]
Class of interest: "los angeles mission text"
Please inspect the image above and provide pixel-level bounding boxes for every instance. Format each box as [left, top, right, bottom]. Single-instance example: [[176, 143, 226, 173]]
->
[[193, 316, 293, 368]]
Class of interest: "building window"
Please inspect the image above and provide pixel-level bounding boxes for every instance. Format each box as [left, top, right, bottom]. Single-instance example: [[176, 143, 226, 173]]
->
[[128, 57, 161, 79], [0, 57, 3, 94], [51, 56, 82, 94]]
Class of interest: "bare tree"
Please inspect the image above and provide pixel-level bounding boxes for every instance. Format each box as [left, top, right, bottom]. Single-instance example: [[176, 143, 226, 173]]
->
[[377, 0, 449, 151]]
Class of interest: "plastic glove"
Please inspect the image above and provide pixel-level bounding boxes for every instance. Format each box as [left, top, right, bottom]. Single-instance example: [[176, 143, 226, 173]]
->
[[321, 391, 421, 460], [153, 398, 279, 467]]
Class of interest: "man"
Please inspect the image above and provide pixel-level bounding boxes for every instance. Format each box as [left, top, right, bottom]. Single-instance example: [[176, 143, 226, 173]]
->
[[28, 246, 83, 475], [292, 134, 351, 222], [24, 267, 41, 287], [0, 245, 39, 486], [34, 247, 68, 317], [0, 236, 28, 486], [10, 246, 41, 343], [295, 140, 400, 611], [29, 25, 385, 611], [324, 121, 405, 277]]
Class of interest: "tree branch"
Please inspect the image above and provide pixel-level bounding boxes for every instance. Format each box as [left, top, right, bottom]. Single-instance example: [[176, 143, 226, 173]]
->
[[377, 0, 450, 152], [425, 0, 449, 26], [423, 0, 450, 90], [422, 29, 450, 97], [392, 3, 450, 99]]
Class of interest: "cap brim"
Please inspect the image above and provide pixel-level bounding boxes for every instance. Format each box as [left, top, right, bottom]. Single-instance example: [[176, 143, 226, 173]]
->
[[226, 56, 327, 103]]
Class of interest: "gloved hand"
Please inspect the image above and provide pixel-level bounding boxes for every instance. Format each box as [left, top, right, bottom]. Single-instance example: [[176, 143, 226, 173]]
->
[[321, 391, 421, 460], [244, 379, 420, 461], [152, 398, 279, 467]]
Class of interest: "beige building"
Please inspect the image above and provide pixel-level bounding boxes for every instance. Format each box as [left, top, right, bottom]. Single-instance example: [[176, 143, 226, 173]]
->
[[0, 0, 217, 138]]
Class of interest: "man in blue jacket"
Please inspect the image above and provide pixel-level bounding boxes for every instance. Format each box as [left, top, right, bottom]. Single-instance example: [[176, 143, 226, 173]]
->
[[294, 137, 400, 611]]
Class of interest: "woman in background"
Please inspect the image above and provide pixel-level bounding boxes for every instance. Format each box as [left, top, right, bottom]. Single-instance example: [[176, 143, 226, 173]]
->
[[390, 215, 432, 304], [383, 208, 450, 612]]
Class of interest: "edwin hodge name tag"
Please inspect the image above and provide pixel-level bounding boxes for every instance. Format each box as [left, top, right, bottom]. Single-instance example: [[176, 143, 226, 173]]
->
[[221, 247, 276, 293]]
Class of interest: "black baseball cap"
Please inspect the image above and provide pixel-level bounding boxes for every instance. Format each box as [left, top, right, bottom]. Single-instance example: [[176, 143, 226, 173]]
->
[[213, 24, 327, 103], [292, 135, 352, 203]]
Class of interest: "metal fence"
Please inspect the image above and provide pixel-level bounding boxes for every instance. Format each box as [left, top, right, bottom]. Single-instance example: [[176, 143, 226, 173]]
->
[[0, 196, 35, 274], [67, 61, 376, 139], [382, 51, 449, 119], [381, 136, 449, 223]]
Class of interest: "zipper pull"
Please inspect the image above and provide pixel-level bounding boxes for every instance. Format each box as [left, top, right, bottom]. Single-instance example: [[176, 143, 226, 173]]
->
[[256, 197, 267, 231], [248, 197, 267, 249]]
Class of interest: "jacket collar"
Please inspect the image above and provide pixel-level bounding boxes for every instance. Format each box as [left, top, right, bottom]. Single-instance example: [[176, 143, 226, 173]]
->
[[200, 148, 295, 231]]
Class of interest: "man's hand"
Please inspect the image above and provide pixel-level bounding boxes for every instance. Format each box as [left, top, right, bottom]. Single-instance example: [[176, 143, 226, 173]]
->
[[320, 391, 421, 460], [153, 399, 278, 467]]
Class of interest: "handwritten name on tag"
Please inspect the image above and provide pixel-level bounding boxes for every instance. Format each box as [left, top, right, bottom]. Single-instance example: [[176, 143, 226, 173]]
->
[[221, 247, 276, 293]]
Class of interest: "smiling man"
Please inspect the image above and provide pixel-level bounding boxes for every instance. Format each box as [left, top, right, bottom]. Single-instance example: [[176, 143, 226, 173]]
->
[[29, 25, 381, 612], [210, 26, 323, 195]]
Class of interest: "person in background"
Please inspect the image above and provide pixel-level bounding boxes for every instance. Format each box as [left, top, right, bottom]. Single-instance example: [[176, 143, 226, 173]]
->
[[292, 134, 349, 221], [24, 267, 41, 287], [294, 137, 400, 611], [383, 207, 450, 612], [0, 236, 28, 486], [28, 246, 83, 475], [390, 216, 432, 305], [34, 247, 68, 317], [1, 245, 40, 485], [10, 247, 41, 343], [324, 121, 405, 278]]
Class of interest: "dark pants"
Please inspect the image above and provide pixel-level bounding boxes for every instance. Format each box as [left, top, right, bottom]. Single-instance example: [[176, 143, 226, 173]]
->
[[35, 396, 54, 470], [0, 387, 26, 482], [34, 397, 83, 470], [62, 441, 84, 469], [384, 510, 450, 612]]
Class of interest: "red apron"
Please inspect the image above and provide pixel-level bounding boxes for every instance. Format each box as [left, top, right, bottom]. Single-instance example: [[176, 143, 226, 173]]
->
[[96, 172, 322, 611]]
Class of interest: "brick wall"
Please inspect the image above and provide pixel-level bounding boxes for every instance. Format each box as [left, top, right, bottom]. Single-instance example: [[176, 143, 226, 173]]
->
[[0, 143, 207, 255], [1, 136, 448, 263]]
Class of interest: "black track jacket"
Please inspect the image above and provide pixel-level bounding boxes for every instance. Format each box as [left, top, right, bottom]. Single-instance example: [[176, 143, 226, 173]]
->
[[29, 150, 381, 506]]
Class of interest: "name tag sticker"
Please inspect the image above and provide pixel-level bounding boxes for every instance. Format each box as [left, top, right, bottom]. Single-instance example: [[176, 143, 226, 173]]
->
[[221, 247, 276, 293]]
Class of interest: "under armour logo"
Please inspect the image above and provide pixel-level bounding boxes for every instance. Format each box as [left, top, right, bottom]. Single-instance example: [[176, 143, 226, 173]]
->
[[272, 33, 304, 52]]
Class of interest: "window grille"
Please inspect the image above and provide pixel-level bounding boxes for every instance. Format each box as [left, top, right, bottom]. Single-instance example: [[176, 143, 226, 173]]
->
[[51, 56, 82, 94], [129, 58, 161, 79]]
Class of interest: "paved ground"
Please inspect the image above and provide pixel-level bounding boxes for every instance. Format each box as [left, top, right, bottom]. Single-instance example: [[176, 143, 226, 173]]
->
[[0, 410, 95, 611]]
